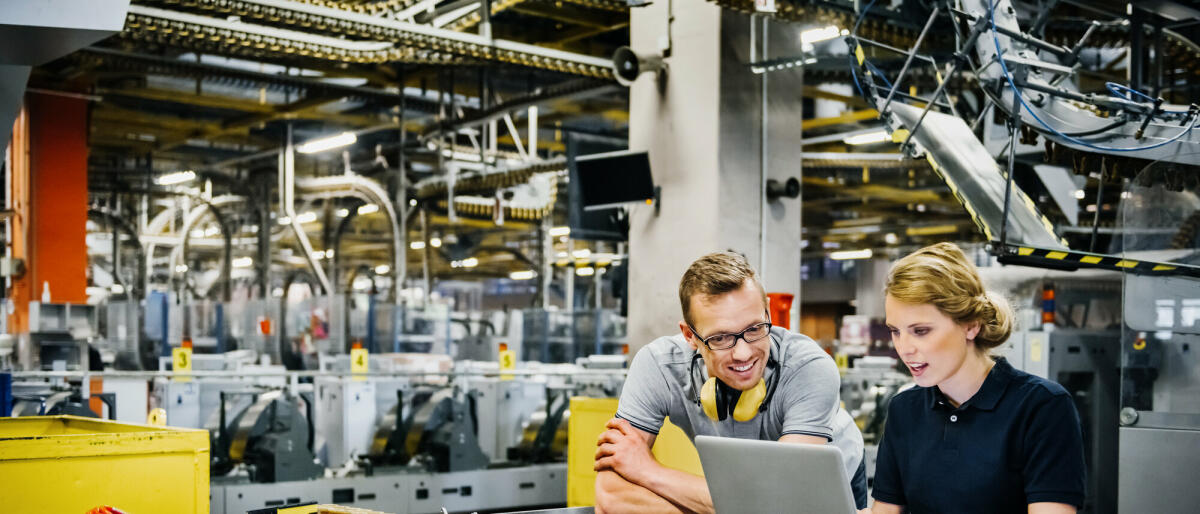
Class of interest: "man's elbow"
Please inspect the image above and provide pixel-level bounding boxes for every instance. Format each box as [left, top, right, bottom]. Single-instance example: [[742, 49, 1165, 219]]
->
[[594, 470, 623, 513]]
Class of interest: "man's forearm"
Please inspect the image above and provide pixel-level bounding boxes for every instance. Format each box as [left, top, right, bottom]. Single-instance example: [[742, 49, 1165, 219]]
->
[[595, 470, 685, 514], [634, 464, 713, 514]]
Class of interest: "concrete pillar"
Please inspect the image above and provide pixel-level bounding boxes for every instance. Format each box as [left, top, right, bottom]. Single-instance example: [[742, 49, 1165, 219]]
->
[[626, 2, 805, 354], [853, 258, 893, 320]]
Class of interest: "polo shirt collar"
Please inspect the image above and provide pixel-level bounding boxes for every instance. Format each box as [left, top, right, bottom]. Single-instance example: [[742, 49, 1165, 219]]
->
[[927, 357, 1017, 411]]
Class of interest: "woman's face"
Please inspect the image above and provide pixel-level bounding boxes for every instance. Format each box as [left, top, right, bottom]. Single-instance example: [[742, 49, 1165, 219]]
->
[[884, 295, 980, 388]]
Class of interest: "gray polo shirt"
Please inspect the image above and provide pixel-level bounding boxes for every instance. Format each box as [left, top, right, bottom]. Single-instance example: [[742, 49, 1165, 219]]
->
[[616, 326, 864, 480]]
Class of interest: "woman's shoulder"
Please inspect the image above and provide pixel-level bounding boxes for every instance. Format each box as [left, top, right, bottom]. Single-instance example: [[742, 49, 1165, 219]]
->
[[1007, 365, 1072, 402], [886, 384, 931, 415]]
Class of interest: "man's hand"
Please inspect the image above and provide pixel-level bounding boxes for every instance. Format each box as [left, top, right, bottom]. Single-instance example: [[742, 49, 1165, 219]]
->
[[594, 417, 659, 486]]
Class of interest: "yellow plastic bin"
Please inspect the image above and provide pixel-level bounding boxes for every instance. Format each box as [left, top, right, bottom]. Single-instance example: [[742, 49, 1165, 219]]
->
[[0, 415, 210, 513], [567, 397, 703, 507]]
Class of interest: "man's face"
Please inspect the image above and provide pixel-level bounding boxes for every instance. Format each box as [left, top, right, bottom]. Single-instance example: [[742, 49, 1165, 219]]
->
[[680, 280, 771, 391]]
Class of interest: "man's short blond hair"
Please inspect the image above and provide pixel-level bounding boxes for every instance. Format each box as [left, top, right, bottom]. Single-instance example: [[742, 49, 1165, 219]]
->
[[678, 251, 768, 327]]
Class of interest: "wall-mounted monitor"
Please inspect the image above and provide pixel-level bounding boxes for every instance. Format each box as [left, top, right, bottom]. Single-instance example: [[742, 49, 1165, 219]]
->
[[573, 149, 656, 211]]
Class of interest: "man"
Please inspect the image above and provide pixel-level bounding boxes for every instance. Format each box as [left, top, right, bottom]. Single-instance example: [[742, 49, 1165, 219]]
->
[[594, 252, 867, 513]]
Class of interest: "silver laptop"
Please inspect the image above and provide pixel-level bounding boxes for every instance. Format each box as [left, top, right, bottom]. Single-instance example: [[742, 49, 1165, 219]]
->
[[695, 435, 856, 514]]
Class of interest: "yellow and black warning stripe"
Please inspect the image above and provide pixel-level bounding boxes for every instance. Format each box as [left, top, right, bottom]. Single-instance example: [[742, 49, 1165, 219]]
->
[[996, 244, 1200, 279]]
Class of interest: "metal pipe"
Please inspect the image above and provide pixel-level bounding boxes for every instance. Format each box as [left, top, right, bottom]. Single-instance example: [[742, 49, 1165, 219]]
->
[[88, 208, 147, 299], [397, 97, 408, 297], [528, 105, 539, 159], [165, 196, 239, 302], [1000, 93, 1021, 246], [759, 16, 769, 278], [540, 218, 551, 309], [880, 6, 940, 115], [1089, 169, 1106, 252], [565, 239, 575, 312], [295, 174, 402, 299], [421, 209, 432, 307], [279, 126, 332, 295]]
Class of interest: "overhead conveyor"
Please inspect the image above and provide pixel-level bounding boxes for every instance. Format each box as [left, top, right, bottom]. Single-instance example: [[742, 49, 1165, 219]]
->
[[124, 0, 616, 78], [847, 0, 1200, 278]]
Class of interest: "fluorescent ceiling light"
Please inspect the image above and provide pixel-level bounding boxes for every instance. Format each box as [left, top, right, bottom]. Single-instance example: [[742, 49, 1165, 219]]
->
[[232, 256, 254, 268], [549, 226, 571, 237], [277, 216, 291, 225], [174, 264, 188, 273], [572, 248, 591, 259], [430, 237, 442, 248], [576, 266, 595, 276], [312, 250, 326, 260], [1074, 190, 1086, 200], [451, 257, 479, 268], [156, 170, 196, 186], [843, 130, 891, 145], [296, 132, 356, 154], [432, 2, 481, 28], [205, 226, 219, 237], [800, 25, 842, 45], [410, 241, 426, 250], [509, 270, 535, 280], [294, 211, 318, 224], [830, 249, 873, 260], [335, 208, 350, 218], [358, 203, 379, 215], [375, 264, 391, 275]]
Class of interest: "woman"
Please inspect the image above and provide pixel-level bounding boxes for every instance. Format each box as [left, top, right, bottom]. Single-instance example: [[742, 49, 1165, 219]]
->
[[871, 243, 1086, 514]]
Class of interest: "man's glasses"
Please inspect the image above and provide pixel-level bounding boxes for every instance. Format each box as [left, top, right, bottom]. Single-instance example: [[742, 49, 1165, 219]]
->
[[688, 320, 772, 351]]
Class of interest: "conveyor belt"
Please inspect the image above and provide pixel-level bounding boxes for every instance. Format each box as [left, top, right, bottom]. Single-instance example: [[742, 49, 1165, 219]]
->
[[125, 0, 615, 78]]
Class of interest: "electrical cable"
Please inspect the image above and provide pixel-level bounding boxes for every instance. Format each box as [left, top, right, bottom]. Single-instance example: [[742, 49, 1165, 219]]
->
[[866, 60, 894, 90], [1106, 82, 1153, 103], [1105, 81, 1188, 113], [988, 0, 1197, 152], [1061, 117, 1127, 137]]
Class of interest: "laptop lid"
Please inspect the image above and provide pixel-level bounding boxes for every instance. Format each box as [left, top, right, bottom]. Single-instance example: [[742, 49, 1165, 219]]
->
[[695, 435, 856, 514]]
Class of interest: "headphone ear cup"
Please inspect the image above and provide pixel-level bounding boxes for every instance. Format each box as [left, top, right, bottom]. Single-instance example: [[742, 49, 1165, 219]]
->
[[700, 377, 722, 421], [731, 379, 767, 422]]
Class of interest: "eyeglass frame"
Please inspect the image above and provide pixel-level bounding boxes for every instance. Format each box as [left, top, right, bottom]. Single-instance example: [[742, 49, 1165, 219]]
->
[[686, 312, 773, 351]]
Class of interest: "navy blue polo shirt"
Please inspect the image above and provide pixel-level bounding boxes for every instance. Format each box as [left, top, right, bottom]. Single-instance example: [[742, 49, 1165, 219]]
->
[[872, 357, 1086, 512]]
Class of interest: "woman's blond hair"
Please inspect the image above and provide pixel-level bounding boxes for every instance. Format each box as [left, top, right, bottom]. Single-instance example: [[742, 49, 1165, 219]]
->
[[884, 242, 1014, 350]]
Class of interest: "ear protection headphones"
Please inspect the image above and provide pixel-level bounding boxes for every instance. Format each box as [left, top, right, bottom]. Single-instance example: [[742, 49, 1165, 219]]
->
[[691, 334, 781, 422]]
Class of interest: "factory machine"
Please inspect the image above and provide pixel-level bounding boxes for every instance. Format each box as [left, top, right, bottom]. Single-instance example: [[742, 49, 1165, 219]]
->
[[202, 368, 599, 514]]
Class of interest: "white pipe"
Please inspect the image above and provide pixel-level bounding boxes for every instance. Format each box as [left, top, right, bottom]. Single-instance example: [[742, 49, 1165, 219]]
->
[[296, 174, 403, 300], [281, 127, 332, 295]]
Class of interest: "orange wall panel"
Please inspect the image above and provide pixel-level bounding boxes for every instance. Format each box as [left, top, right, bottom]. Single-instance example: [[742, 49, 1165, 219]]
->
[[27, 92, 89, 305], [7, 93, 89, 333]]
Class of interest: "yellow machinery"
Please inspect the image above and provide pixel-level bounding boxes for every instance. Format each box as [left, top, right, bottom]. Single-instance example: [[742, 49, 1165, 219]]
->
[[0, 415, 210, 513], [567, 397, 703, 507]]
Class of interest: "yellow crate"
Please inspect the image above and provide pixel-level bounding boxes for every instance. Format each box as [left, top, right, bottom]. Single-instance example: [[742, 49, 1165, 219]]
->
[[567, 397, 702, 507], [0, 415, 210, 513]]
